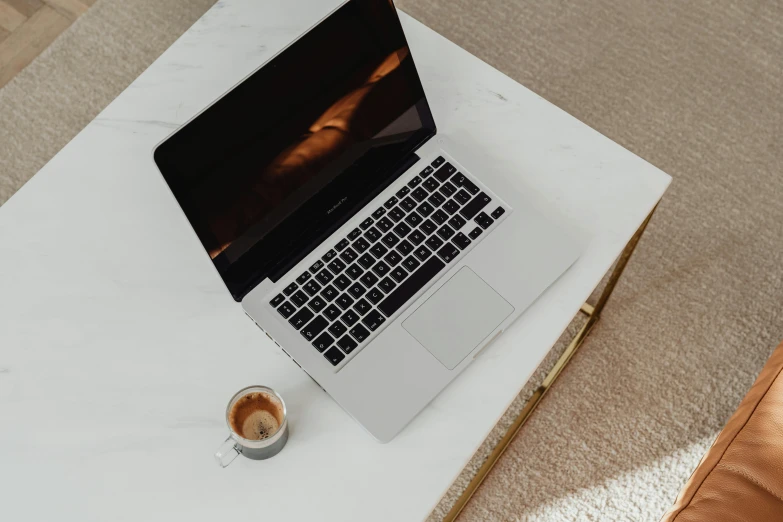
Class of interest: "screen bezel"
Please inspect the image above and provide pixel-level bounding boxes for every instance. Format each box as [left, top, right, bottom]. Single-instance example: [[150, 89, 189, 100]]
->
[[153, 0, 436, 301]]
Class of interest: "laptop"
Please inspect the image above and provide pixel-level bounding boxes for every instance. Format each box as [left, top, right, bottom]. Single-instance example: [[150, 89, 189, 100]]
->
[[153, 0, 581, 442]]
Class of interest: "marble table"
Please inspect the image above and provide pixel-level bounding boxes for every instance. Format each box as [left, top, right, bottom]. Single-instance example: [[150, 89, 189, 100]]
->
[[0, 0, 671, 520]]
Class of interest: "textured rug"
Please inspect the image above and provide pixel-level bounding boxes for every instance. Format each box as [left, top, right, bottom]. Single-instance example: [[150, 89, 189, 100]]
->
[[1, 1, 782, 521]]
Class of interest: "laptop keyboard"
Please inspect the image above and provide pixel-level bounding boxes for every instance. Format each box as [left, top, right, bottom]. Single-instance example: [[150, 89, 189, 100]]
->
[[268, 155, 508, 368]]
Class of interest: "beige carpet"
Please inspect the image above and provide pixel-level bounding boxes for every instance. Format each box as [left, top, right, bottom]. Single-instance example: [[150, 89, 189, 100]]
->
[[2, 1, 783, 521]]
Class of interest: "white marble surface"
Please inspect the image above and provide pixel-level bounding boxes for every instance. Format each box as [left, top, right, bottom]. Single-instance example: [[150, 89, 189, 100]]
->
[[0, 0, 670, 520]]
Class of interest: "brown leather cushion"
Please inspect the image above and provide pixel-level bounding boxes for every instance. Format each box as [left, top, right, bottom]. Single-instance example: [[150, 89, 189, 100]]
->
[[661, 341, 783, 521]]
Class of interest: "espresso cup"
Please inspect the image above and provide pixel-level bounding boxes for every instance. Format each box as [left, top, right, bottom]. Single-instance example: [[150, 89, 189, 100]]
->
[[214, 385, 288, 467]]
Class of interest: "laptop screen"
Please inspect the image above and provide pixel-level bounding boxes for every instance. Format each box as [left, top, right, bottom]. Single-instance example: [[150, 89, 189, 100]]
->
[[154, 0, 435, 300]]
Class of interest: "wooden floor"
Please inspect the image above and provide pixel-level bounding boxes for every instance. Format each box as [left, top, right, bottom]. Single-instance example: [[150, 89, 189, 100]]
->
[[0, 0, 94, 89]]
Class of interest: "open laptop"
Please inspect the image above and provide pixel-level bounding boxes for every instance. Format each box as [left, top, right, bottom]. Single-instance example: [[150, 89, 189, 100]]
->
[[153, 0, 581, 442]]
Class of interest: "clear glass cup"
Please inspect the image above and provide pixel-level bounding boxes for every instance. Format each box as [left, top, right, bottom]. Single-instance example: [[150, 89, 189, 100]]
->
[[214, 385, 288, 468]]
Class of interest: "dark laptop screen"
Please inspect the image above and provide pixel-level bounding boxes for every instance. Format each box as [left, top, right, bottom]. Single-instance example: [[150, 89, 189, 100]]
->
[[154, 0, 435, 300]]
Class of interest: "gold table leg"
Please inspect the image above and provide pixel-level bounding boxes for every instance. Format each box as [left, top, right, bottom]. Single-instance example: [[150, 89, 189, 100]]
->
[[442, 204, 658, 522]]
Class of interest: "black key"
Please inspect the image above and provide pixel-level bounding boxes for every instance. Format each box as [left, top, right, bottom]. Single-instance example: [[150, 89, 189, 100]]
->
[[353, 298, 372, 316], [373, 260, 392, 276], [452, 232, 471, 250], [405, 212, 423, 228], [460, 192, 492, 220], [428, 192, 446, 207], [339, 247, 357, 263], [336, 293, 354, 310], [437, 244, 460, 263], [408, 230, 426, 246], [378, 257, 446, 317], [309, 260, 325, 274], [382, 232, 399, 248], [422, 177, 440, 192], [358, 253, 375, 269], [449, 215, 467, 230], [403, 256, 420, 272], [411, 187, 429, 202], [378, 277, 397, 293], [372, 207, 385, 219], [391, 266, 408, 283], [416, 201, 435, 217], [393, 222, 411, 238], [454, 189, 472, 205], [360, 271, 379, 288], [347, 282, 366, 299], [384, 196, 398, 209], [414, 245, 432, 261], [333, 274, 351, 291], [301, 315, 328, 341], [270, 293, 284, 307], [296, 272, 311, 285], [408, 176, 422, 188], [328, 321, 347, 338], [452, 172, 467, 187], [431, 209, 448, 225], [323, 304, 341, 321], [289, 307, 314, 330], [322, 249, 337, 262], [433, 162, 457, 182], [336, 335, 358, 355], [491, 206, 506, 219], [439, 181, 456, 197], [366, 287, 385, 304], [341, 309, 360, 326], [277, 301, 295, 319], [364, 227, 381, 243], [360, 217, 374, 230], [431, 156, 445, 168], [303, 280, 322, 296], [376, 216, 393, 232], [469, 227, 483, 240], [335, 239, 349, 252], [420, 219, 437, 235], [442, 200, 460, 215], [388, 207, 405, 222], [400, 197, 417, 212], [437, 225, 455, 241], [425, 235, 444, 251], [324, 347, 345, 366], [291, 290, 308, 307], [315, 269, 334, 285], [475, 211, 494, 229], [361, 310, 386, 331], [370, 243, 388, 258], [420, 165, 434, 178], [462, 178, 480, 195], [345, 264, 364, 280], [347, 228, 361, 240], [349, 324, 371, 343], [312, 332, 334, 353], [396, 239, 414, 256], [308, 296, 326, 313], [283, 282, 298, 296], [396, 186, 410, 199], [383, 251, 402, 267], [328, 258, 346, 274], [353, 237, 370, 253]]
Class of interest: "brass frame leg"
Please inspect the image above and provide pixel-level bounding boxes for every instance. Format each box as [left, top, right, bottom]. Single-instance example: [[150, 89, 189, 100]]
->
[[442, 205, 658, 522]]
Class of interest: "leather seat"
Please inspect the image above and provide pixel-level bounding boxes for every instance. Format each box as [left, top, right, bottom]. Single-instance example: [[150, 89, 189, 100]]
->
[[661, 341, 783, 521]]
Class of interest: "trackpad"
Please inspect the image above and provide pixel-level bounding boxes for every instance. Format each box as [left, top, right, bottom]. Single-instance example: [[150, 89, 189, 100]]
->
[[403, 267, 514, 370]]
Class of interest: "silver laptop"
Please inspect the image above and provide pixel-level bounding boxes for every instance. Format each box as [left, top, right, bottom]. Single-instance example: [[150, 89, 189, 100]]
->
[[153, 0, 581, 442]]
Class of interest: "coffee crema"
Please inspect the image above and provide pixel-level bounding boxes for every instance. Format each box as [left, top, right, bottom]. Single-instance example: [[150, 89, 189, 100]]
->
[[229, 391, 284, 440]]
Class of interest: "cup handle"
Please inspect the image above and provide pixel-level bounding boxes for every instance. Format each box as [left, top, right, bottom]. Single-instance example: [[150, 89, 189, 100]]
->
[[215, 436, 241, 468]]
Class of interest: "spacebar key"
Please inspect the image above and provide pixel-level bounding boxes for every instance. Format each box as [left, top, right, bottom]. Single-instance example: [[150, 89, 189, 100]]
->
[[378, 257, 445, 317]]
